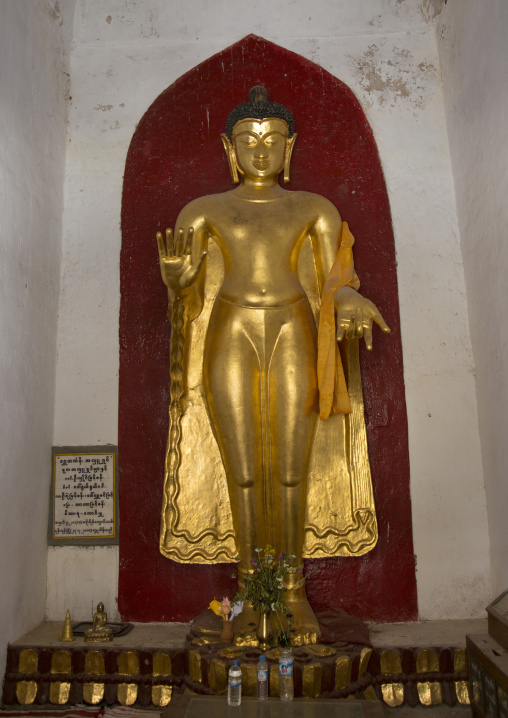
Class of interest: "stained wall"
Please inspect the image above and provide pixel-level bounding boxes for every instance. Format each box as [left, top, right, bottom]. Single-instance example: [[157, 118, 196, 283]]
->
[[45, 0, 491, 622], [437, 0, 508, 599], [0, 0, 75, 680]]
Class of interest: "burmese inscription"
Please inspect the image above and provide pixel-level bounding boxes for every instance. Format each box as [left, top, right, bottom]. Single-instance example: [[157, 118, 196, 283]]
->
[[49, 446, 118, 545]]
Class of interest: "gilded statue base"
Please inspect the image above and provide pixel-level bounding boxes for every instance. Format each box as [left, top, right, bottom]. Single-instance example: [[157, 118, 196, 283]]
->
[[3, 618, 470, 708], [83, 628, 113, 643]]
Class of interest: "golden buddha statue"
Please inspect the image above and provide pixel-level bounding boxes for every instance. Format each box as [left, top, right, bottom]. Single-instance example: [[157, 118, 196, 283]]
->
[[84, 602, 113, 643], [157, 87, 389, 643]]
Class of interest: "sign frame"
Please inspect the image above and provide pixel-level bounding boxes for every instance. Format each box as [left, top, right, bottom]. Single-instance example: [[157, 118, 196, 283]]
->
[[48, 445, 119, 546]]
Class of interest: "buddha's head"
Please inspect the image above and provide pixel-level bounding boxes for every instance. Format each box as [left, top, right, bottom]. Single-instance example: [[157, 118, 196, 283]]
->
[[221, 87, 297, 184]]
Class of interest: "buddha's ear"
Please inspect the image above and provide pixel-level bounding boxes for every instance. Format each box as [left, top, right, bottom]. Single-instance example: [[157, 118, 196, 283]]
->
[[283, 134, 297, 184], [221, 133, 240, 184]]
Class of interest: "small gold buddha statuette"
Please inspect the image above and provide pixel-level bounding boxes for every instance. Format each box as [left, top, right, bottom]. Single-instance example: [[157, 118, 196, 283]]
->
[[84, 602, 113, 643]]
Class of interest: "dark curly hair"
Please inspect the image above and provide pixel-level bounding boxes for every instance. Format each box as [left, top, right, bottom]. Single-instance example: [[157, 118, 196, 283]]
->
[[225, 86, 295, 139]]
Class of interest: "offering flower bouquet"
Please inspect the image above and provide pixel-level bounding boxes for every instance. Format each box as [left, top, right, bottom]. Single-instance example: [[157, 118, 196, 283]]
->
[[233, 546, 294, 615], [209, 546, 318, 645], [233, 545, 318, 643]]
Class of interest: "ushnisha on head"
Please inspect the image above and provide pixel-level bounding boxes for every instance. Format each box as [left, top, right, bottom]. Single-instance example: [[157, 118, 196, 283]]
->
[[225, 86, 295, 139], [221, 86, 297, 184]]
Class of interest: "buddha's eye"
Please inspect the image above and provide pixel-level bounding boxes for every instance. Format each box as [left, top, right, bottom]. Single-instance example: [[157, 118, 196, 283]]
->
[[240, 135, 258, 147]]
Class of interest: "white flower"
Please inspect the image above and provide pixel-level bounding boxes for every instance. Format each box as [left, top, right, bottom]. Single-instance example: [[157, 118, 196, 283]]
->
[[231, 602, 244, 619]]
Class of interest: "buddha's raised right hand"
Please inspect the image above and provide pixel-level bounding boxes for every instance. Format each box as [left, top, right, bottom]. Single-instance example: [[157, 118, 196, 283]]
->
[[156, 227, 207, 291]]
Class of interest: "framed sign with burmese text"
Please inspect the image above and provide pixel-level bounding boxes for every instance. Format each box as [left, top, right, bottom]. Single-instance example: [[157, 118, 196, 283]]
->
[[48, 445, 119, 545]]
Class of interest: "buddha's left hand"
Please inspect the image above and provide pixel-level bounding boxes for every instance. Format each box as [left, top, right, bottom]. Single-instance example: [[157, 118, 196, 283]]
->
[[335, 286, 390, 350]]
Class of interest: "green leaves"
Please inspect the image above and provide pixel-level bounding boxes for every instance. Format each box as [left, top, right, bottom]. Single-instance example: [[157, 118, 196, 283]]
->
[[233, 546, 295, 615]]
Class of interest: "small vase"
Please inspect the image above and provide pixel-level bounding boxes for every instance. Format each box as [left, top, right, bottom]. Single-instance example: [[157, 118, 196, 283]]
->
[[256, 612, 272, 650], [221, 618, 234, 644]]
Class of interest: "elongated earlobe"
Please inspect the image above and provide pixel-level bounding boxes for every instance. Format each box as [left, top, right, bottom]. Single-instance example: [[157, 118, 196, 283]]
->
[[220, 133, 240, 183], [283, 134, 297, 183]]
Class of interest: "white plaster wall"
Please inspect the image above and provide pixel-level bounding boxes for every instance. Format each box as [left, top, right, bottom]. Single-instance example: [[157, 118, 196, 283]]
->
[[437, 0, 508, 598], [0, 0, 75, 679], [46, 545, 120, 622], [49, 0, 490, 620]]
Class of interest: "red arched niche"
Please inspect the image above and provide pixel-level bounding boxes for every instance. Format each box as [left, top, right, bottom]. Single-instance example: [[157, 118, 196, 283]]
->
[[119, 35, 417, 622]]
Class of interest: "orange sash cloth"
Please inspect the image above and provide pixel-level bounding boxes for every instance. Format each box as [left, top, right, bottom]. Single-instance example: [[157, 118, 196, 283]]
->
[[317, 221, 360, 420]]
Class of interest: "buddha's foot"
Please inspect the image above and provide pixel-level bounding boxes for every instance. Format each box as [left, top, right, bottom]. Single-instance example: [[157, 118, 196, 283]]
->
[[290, 626, 319, 646], [271, 604, 320, 645], [284, 577, 321, 646], [287, 600, 320, 646], [233, 601, 259, 646]]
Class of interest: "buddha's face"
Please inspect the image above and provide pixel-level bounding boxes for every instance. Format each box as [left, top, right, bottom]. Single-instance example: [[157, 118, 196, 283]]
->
[[232, 118, 289, 181]]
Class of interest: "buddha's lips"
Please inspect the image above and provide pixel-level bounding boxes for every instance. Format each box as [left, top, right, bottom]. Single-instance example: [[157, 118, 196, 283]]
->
[[253, 160, 270, 169]]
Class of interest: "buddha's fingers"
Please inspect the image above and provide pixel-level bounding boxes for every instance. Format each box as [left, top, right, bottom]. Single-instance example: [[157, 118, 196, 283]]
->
[[370, 305, 390, 334], [175, 227, 185, 256], [355, 307, 364, 338], [156, 231, 166, 260], [336, 323, 346, 343], [363, 322, 373, 351], [184, 227, 194, 256], [190, 249, 208, 278], [166, 228, 174, 257], [361, 304, 390, 349], [179, 249, 208, 289], [345, 315, 356, 340]]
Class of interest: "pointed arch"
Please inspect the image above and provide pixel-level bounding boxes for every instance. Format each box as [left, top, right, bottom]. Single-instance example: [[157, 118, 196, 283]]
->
[[119, 35, 416, 622]]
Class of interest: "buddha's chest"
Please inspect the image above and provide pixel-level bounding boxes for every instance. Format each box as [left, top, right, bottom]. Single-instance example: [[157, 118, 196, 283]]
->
[[209, 201, 311, 259]]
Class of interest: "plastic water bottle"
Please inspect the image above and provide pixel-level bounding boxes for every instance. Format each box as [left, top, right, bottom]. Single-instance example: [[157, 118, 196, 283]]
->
[[228, 659, 242, 706], [256, 655, 268, 700], [279, 648, 294, 701]]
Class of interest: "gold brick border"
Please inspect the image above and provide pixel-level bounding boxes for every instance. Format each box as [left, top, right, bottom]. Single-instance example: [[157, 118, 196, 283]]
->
[[3, 643, 471, 707]]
